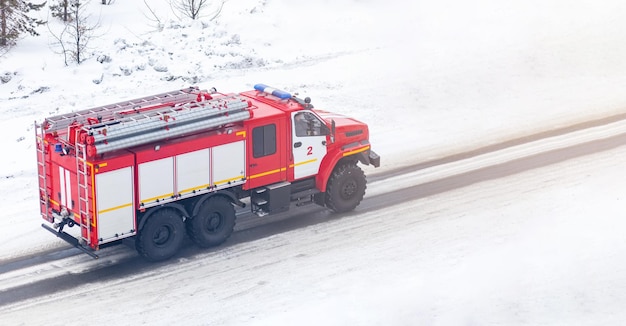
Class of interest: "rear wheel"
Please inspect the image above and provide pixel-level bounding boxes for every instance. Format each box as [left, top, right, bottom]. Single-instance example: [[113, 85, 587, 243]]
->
[[136, 208, 185, 262], [325, 162, 366, 213], [187, 196, 236, 248]]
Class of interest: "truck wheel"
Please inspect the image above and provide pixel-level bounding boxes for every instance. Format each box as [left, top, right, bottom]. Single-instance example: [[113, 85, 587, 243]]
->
[[187, 196, 236, 248], [136, 208, 185, 262], [325, 162, 366, 213]]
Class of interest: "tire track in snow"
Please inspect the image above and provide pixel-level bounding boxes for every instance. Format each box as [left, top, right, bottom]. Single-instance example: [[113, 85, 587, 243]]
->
[[370, 110, 626, 183], [2, 116, 626, 309]]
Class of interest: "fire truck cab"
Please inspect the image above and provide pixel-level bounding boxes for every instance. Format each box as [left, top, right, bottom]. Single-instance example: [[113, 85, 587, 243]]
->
[[35, 84, 380, 261]]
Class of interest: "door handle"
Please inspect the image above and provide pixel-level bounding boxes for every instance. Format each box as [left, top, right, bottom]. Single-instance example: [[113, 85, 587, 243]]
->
[[250, 163, 257, 167], [294, 142, 302, 148]]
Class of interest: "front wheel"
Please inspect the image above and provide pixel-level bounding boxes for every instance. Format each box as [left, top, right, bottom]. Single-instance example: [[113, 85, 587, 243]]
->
[[325, 162, 367, 213], [136, 208, 185, 262], [187, 196, 236, 248]]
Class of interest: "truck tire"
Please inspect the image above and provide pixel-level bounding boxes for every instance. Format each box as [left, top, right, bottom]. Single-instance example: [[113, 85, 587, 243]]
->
[[187, 196, 236, 248], [136, 208, 185, 262], [325, 162, 366, 213]]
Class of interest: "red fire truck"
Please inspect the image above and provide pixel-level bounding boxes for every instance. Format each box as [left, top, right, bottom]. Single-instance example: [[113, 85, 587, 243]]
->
[[35, 84, 380, 261]]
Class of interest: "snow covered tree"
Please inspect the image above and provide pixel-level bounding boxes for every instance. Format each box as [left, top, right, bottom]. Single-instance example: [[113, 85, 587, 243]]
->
[[0, 0, 46, 48], [49, 0, 70, 22]]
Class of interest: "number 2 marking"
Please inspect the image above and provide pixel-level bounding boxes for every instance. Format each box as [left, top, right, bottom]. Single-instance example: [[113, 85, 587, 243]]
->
[[307, 146, 313, 155]]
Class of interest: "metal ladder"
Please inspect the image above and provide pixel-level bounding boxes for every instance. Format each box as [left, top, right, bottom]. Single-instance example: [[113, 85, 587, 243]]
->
[[85, 94, 252, 156], [43, 87, 202, 133], [91, 93, 247, 126], [75, 137, 92, 245], [35, 122, 49, 219]]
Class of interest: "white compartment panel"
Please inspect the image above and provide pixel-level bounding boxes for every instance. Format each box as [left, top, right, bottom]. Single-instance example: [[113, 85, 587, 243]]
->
[[96, 167, 135, 243], [139, 157, 174, 205], [176, 149, 211, 196], [212, 141, 245, 187]]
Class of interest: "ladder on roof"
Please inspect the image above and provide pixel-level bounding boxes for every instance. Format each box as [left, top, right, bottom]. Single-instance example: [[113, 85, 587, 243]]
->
[[86, 94, 253, 156], [35, 122, 49, 220], [75, 136, 92, 246], [91, 93, 245, 126], [43, 87, 203, 133]]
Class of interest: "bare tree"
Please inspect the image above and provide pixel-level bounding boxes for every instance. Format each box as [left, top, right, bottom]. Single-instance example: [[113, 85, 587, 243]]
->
[[142, 0, 163, 31], [48, 0, 99, 65], [170, 0, 226, 21]]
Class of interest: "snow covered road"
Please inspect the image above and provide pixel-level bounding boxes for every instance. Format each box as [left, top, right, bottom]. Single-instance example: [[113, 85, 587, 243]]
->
[[2, 119, 626, 325]]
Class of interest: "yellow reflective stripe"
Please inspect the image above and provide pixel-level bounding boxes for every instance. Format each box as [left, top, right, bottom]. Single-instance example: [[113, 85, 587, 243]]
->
[[236, 131, 246, 137], [49, 199, 59, 206], [179, 183, 211, 194], [98, 203, 132, 214], [290, 158, 317, 168], [142, 193, 175, 203], [249, 167, 286, 179], [343, 145, 370, 157], [214, 175, 245, 185], [88, 162, 97, 227]]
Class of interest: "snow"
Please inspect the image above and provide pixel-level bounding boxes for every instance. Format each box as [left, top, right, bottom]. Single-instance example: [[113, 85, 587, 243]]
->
[[2, 0, 626, 324]]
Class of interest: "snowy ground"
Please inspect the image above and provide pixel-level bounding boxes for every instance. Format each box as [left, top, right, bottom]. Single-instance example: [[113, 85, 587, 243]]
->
[[2, 0, 626, 324], [3, 132, 626, 326]]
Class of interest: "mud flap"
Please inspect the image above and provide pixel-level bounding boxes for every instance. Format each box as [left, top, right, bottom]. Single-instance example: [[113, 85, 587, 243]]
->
[[355, 149, 381, 168], [369, 150, 381, 168], [41, 224, 99, 259]]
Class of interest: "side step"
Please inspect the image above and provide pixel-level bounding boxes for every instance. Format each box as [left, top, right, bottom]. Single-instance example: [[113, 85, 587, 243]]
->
[[251, 181, 291, 216], [41, 224, 99, 259]]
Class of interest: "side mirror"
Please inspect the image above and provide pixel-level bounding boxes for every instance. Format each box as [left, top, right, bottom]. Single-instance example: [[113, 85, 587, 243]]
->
[[330, 119, 336, 144]]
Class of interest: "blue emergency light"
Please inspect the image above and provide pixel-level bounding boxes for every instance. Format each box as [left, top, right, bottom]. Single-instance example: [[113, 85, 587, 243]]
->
[[254, 83, 292, 100]]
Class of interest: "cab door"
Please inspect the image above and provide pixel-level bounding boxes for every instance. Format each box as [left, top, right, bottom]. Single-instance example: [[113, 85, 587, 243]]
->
[[247, 120, 286, 189], [291, 111, 328, 179]]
